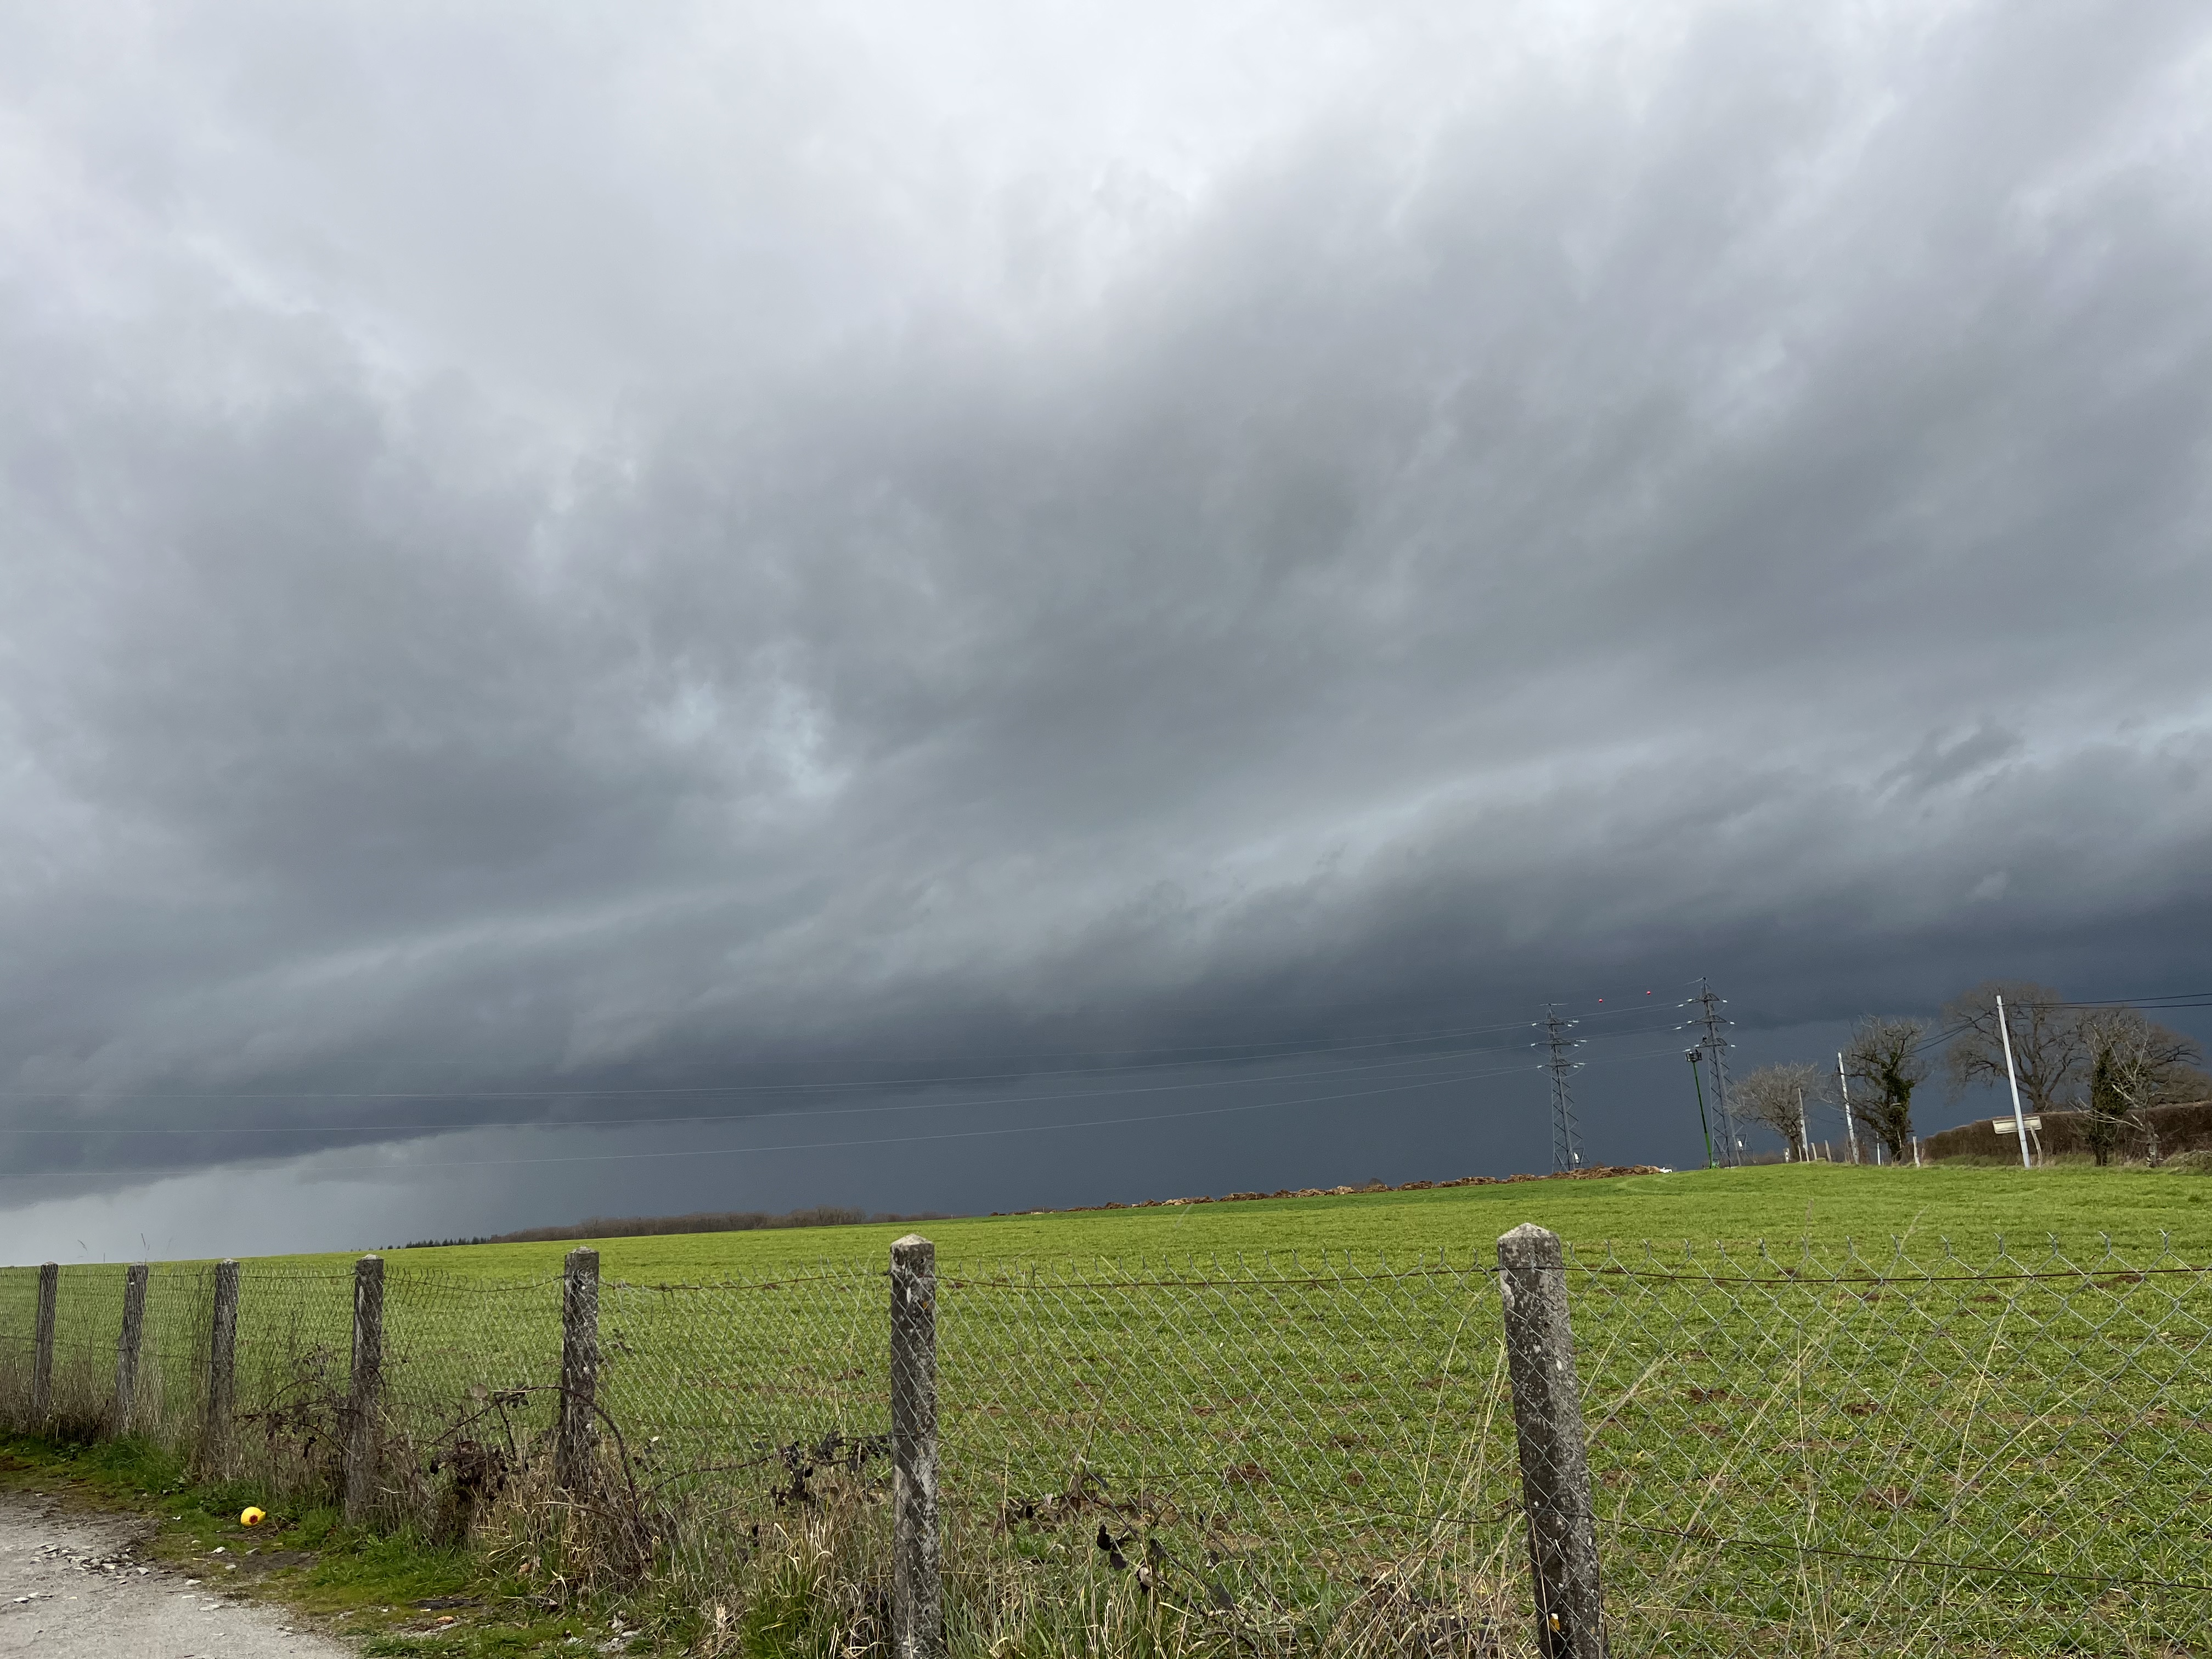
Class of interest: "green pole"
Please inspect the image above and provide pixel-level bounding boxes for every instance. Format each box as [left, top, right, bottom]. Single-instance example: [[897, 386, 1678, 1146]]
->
[[1688, 1051, 1714, 1170]]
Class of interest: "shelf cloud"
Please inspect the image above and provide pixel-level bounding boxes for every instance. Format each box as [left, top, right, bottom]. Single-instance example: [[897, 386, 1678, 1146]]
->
[[2, 1, 2209, 1251]]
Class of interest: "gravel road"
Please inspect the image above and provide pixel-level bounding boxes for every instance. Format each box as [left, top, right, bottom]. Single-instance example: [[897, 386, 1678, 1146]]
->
[[0, 1489, 351, 1658]]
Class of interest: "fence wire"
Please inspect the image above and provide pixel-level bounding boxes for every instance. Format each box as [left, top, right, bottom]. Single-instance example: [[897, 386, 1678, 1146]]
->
[[0, 1238, 2204, 1656], [1565, 1237, 2212, 1657], [937, 1253, 1524, 1654]]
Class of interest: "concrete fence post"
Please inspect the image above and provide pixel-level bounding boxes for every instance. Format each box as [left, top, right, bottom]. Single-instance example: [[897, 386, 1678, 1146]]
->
[[889, 1233, 943, 1659], [1499, 1223, 1609, 1659], [343, 1254, 385, 1521], [113, 1263, 149, 1435], [205, 1260, 240, 1468], [32, 1264, 57, 1420], [555, 1246, 600, 1491]]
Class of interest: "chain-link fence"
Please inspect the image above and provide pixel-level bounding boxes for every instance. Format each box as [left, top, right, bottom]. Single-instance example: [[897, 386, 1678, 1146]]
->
[[0, 1232, 2206, 1655]]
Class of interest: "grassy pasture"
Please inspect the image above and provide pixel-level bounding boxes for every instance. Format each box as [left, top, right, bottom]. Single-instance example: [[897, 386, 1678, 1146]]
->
[[316, 1166, 2212, 1651], [564, 1172, 2212, 1656], [8, 1163, 2212, 1654], [310, 1160, 2212, 1280]]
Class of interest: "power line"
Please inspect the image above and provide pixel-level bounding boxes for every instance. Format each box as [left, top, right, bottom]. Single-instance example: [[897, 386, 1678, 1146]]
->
[[2036, 995, 2212, 1011], [2041, 991, 2212, 1005], [0, 1011, 1691, 1123], [22, 972, 2198, 1170], [6, 984, 2199, 1113], [0, 1029, 1494, 1103], [0, 1012, 1697, 1107], [13, 975, 2191, 1164], [14, 967, 2210, 1186], [0, 1056, 1549, 1181], [0, 1038, 1521, 1137], [0, 1044, 1703, 1183]]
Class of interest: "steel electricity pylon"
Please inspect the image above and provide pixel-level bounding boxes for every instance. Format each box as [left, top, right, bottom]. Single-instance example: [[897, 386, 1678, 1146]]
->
[[1541, 1004, 1584, 1173], [1683, 979, 1738, 1167]]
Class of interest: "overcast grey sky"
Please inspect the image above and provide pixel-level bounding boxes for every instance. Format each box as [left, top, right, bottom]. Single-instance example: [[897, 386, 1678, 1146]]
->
[[2, 1, 2209, 1260]]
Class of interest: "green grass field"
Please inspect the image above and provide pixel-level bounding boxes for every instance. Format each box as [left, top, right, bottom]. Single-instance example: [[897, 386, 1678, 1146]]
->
[[357, 1162, 2212, 1656], [10, 1161, 2212, 1656], [322, 1161, 2212, 1282]]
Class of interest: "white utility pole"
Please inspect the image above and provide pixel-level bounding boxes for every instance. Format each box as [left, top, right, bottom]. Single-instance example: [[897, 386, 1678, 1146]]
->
[[1796, 1081, 1810, 1165], [1837, 1051, 1859, 1164], [1997, 993, 2033, 1171]]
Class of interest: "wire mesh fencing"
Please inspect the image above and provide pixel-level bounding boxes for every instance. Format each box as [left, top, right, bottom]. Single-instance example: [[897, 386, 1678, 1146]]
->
[[0, 1232, 2208, 1656], [1565, 1234, 2212, 1657], [936, 1248, 1525, 1654]]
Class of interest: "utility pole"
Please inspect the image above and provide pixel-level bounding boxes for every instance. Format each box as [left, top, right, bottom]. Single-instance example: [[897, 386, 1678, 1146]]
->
[[1686, 980, 1737, 1167], [1837, 1051, 1859, 1164], [1541, 1005, 1584, 1173], [1996, 994, 2033, 1171]]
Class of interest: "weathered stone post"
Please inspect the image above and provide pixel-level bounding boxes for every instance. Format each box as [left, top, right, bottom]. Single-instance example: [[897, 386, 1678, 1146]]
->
[[343, 1255, 385, 1521], [205, 1260, 241, 1468], [555, 1246, 600, 1491], [113, 1263, 149, 1434], [1499, 1223, 1609, 1659], [32, 1263, 57, 1420], [889, 1234, 943, 1659]]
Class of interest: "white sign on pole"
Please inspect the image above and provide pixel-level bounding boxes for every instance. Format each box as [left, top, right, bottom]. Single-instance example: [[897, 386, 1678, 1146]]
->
[[1991, 1116, 2042, 1134]]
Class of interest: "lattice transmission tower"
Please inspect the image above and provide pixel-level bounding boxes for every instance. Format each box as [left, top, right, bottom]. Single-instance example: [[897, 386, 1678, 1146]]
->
[[1541, 1004, 1584, 1173], [1685, 978, 1738, 1167]]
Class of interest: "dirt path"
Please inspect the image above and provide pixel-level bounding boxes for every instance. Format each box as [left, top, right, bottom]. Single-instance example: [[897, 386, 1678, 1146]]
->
[[0, 1488, 351, 1658]]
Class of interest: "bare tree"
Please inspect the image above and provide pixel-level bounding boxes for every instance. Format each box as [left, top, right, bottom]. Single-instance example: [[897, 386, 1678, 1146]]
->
[[2076, 1008, 2202, 1166], [1942, 980, 2083, 1116], [1735, 1062, 1825, 1161], [1843, 1017, 1932, 1163]]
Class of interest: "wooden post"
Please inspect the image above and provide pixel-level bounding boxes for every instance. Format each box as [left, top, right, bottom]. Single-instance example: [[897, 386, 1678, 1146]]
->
[[1498, 1223, 1609, 1659], [113, 1263, 149, 1435], [555, 1246, 599, 1491], [889, 1234, 943, 1659], [32, 1264, 57, 1420], [343, 1255, 385, 1521], [205, 1260, 240, 1468]]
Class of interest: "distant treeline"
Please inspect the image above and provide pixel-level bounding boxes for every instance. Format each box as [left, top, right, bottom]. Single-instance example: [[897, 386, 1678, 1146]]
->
[[396, 1204, 951, 1250]]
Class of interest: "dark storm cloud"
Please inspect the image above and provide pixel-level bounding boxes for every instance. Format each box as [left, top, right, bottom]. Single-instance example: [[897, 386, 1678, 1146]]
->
[[2, 1, 2210, 1243]]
